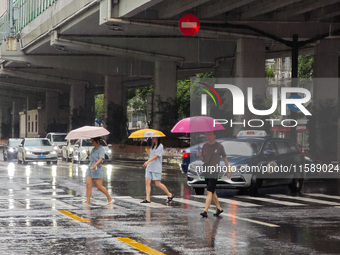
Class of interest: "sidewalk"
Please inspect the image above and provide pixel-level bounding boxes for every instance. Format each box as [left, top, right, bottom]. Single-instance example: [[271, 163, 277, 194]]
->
[[111, 144, 182, 165]]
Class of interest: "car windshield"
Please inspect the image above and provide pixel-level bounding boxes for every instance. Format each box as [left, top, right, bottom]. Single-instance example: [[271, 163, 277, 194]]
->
[[221, 140, 263, 156], [52, 134, 67, 142], [9, 139, 22, 147], [82, 139, 93, 146], [25, 139, 52, 147], [100, 140, 107, 146]]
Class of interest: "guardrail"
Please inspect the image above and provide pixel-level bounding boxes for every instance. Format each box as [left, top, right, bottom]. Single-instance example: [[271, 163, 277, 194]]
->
[[0, 0, 58, 41]]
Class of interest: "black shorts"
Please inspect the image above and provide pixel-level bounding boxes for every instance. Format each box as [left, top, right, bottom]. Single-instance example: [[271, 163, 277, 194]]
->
[[205, 178, 217, 193]]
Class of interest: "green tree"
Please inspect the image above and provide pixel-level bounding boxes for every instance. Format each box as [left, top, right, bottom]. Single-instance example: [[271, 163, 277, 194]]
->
[[298, 55, 314, 78], [177, 79, 190, 118], [265, 66, 275, 78]]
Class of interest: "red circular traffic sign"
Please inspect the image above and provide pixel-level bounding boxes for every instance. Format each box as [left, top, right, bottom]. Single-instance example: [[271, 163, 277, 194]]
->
[[179, 14, 200, 36]]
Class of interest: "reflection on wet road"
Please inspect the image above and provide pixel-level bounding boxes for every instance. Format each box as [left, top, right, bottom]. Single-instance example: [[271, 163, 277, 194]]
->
[[0, 159, 340, 254]]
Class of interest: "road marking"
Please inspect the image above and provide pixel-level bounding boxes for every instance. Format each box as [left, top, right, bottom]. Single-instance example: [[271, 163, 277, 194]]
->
[[58, 210, 90, 223], [236, 196, 305, 206], [153, 196, 279, 228], [36, 189, 65, 193], [305, 193, 340, 200], [43, 199, 79, 209], [192, 195, 261, 207], [116, 196, 168, 208], [117, 237, 165, 255], [270, 194, 340, 206]]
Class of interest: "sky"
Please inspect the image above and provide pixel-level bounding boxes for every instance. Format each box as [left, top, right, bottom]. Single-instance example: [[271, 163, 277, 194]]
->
[[0, 0, 7, 16]]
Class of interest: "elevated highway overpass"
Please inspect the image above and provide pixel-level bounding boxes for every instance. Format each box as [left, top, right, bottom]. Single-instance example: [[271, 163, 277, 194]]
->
[[0, 0, 339, 157]]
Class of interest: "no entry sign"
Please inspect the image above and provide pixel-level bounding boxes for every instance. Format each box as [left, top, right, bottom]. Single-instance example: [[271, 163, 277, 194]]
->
[[179, 14, 200, 36]]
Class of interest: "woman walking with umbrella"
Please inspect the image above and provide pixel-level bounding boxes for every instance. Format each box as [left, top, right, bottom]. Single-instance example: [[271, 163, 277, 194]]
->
[[65, 126, 114, 207], [129, 129, 175, 203], [141, 136, 175, 203], [83, 137, 114, 206]]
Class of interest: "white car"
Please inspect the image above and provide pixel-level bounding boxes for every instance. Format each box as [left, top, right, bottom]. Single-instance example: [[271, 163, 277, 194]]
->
[[17, 138, 58, 164], [72, 139, 113, 164], [46, 132, 67, 156], [61, 139, 77, 162]]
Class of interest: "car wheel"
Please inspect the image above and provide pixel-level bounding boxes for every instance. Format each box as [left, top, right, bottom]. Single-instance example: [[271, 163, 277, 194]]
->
[[249, 175, 261, 196], [288, 178, 303, 193], [194, 188, 205, 195], [53, 161, 58, 165]]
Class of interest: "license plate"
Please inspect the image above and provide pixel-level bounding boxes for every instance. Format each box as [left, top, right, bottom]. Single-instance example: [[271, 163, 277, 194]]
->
[[38, 155, 46, 159]]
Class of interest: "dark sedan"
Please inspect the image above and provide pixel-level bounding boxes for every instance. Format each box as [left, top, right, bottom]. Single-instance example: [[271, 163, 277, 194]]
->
[[3, 138, 23, 161]]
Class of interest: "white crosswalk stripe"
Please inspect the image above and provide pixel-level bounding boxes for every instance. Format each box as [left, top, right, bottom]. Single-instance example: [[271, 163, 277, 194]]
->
[[154, 195, 214, 207], [305, 193, 340, 200], [115, 196, 168, 208], [41, 199, 79, 210], [153, 195, 279, 227], [192, 195, 261, 207], [235, 196, 305, 206], [270, 194, 340, 206]]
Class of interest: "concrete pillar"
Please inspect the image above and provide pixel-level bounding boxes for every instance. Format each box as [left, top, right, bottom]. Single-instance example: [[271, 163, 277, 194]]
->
[[104, 75, 125, 122], [233, 38, 266, 135], [85, 88, 96, 125], [0, 107, 2, 139], [313, 39, 340, 163], [12, 101, 15, 138], [153, 61, 177, 130], [45, 91, 59, 132], [69, 84, 86, 130], [12, 100, 19, 138]]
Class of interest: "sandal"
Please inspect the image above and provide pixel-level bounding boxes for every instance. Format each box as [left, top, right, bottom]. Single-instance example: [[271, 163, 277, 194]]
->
[[165, 194, 175, 203], [107, 199, 115, 206], [140, 199, 151, 203]]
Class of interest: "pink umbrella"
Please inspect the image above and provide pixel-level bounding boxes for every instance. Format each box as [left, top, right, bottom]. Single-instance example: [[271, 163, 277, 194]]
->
[[65, 126, 110, 139], [171, 116, 225, 133]]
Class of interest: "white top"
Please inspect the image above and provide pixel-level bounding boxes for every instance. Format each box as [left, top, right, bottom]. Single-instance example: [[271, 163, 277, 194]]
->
[[146, 143, 163, 173]]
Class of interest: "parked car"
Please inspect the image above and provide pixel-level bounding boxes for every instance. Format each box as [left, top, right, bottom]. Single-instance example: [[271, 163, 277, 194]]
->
[[72, 139, 113, 164], [61, 139, 77, 162], [3, 138, 23, 161], [187, 130, 305, 196], [46, 133, 67, 156], [17, 138, 58, 164]]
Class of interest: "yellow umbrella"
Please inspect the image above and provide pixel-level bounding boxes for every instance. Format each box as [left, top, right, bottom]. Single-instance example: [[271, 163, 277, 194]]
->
[[129, 129, 166, 138]]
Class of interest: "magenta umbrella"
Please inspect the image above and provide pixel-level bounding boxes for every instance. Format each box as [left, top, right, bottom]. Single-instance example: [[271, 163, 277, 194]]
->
[[65, 126, 110, 139], [171, 116, 225, 133]]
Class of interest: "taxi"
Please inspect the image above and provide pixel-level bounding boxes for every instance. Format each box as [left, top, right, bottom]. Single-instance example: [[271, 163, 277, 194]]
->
[[186, 130, 305, 196]]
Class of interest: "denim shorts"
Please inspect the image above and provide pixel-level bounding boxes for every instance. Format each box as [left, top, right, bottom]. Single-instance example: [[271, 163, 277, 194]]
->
[[86, 167, 103, 179], [145, 171, 162, 180]]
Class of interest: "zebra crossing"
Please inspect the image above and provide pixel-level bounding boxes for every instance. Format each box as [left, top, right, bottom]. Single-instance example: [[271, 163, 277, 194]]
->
[[115, 193, 340, 209], [4, 190, 340, 210]]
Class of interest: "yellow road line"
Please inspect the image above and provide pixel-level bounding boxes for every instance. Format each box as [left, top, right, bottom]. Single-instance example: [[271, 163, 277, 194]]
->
[[58, 210, 90, 223], [117, 237, 166, 255]]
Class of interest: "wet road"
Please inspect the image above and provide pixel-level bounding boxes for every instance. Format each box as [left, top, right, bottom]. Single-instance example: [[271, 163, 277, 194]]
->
[[0, 158, 340, 254]]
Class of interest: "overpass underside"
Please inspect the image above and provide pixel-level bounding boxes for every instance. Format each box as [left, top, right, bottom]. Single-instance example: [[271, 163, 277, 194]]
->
[[0, 0, 339, 160]]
